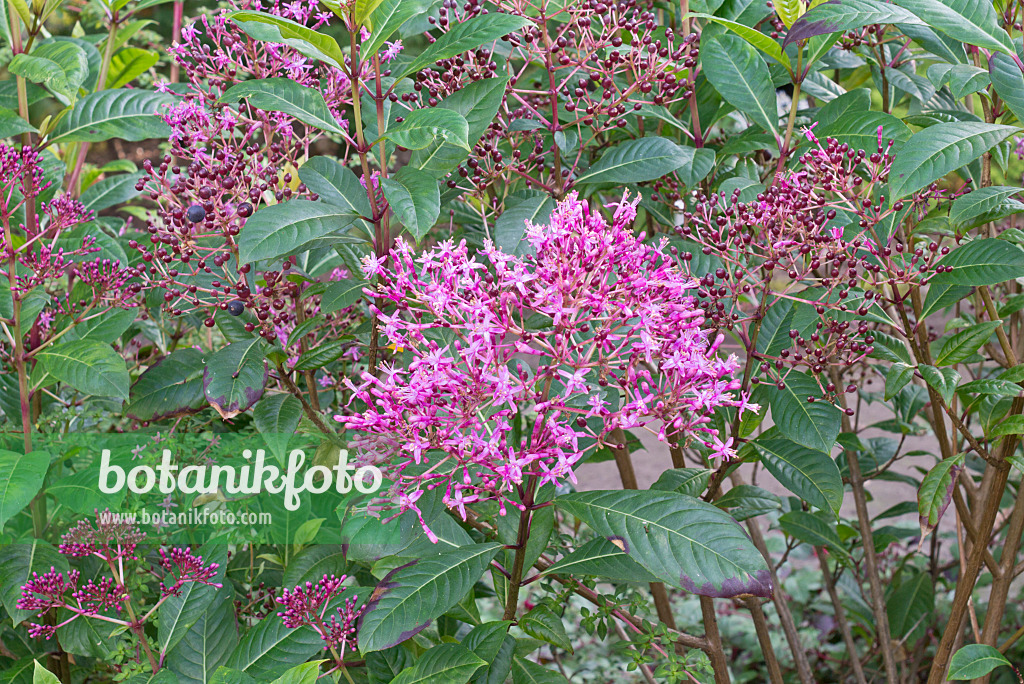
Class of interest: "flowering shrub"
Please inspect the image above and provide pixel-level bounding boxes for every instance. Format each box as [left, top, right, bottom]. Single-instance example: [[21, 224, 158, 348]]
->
[[5, 0, 1024, 682]]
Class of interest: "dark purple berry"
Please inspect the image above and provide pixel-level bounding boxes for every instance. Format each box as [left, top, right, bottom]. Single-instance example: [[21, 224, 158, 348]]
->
[[237, 202, 253, 218], [187, 205, 206, 223], [227, 300, 245, 316]]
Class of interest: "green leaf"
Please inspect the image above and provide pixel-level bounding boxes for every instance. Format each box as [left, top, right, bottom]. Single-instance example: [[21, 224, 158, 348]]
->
[[362, 0, 430, 56], [320, 279, 365, 313], [893, 0, 1014, 55], [0, 107, 35, 138], [166, 586, 238, 683], [37, 339, 129, 400], [542, 537, 659, 583], [947, 644, 1012, 680], [219, 78, 343, 134], [298, 156, 372, 218], [752, 433, 843, 514], [715, 485, 782, 521], [928, 239, 1024, 287], [127, 348, 207, 421], [919, 364, 960, 405], [784, 0, 922, 48], [394, 14, 531, 81], [106, 48, 158, 89], [690, 13, 790, 69], [650, 468, 711, 497], [225, 618, 322, 679], [353, 0, 386, 27], [519, 606, 572, 653], [252, 394, 302, 462], [774, 0, 802, 28], [0, 540, 68, 626], [80, 173, 139, 211], [411, 75, 510, 177], [957, 378, 1020, 397], [990, 415, 1024, 437], [888, 122, 1017, 200], [555, 490, 771, 597], [885, 362, 915, 400], [990, 50, 1024, 124], [9, 41, 88, 102], [238, 200, 361, 263], [202, 339, 269, 419], [510, 657, 567, 684], [292, 343, 345, 371], [382, 166, 440, 241], [229, 11, 345, 69], [886, 571, 934, 643], [754, 369, 840, 453], [949, 186, 1024, 231], [391, 643, 486, 684], [778, 511, 850, 563], [358, 543, 502, 652], [33, 661, 60, 684], [0, 450, 48, 530], [576, 137, 696, 185], [701, 33, 778, 136], [48, 89, 173, 143], [494, 193, 555, 255], [377, 108, 469, 151], [918, 455, 963, 539], [936, 320, 1002, 366]]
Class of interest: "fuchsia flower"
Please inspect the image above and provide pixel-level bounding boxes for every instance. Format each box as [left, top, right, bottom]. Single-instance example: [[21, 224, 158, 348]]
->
[[276, 575, 363, 655], [337, 192, 753, 538]]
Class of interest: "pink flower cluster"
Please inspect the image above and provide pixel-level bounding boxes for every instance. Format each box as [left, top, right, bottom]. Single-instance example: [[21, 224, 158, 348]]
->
[[276, 574, 362, 655], [338, 192, 752, 538]]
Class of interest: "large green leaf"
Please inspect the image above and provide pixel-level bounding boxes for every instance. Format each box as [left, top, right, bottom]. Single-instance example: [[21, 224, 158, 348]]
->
[[229, 11, 345, 69], [935, 320, 1003, 366], [160, 546, 228, 657], [753, 370, 840, 453], [8, 41, 88, 102], [889, 122, 1017, 199], [166, 586, 238, 684], [783, 0, 921, 48], [219, 78, 343, 134], [382, 166, 440, 241], [202, 339, 268, 419], [947, 644, 1012, 680], [894, 0, 1014, 55], [391, 643, 486, 684], [358, 543, 501, 652], [542, 538, 659, 583], [237, 200, 361, 263], [990, 50, 1024, 124], [690, 13, 790, 69], [701, 33, 778, 136], [297, 157, 372, 226], [394, 14, 531, 81], [575, 137, 696, 185], [928, 238, 1024, 287], [106, 48, 158, 89], [411, 75, 510, 177], [554, 490, 771, 597], [225, 617, 322, 679], [0, 450, 48, 530], [0, 540, 68, 626], [48, 89, 173, 143], [37, 339, 130, 400], [949, 186, 1024, 230], [377, 108, 469, 151], [752, 433, 844, 515], [127, 348, 207, 421], [886, 571, 934, 643]]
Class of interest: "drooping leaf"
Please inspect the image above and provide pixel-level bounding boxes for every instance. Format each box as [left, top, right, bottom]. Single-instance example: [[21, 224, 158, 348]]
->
[[554, 490, 771, 598], [884, 362, 915, 400], [229, 11, 346, 69], [202, 339, 269, 419], [701, 33, 778, 136], [382, 166, 440, 241], [106, 48, 158, 89], [575, 137, 697, 185], [888, 122, 1017, 199], [48, 89, 174, 143], [918, 455, 963, 540], [690, 13, 790, 69], [752, 433, 844, 515], [0, 450, 49, 531], [37, 339, 130, 401], [237, 200, 361, 263], [783, 0, 922, 49], [219, 78, 343, 134], [393, 14, 531, 81], [8, 41, 89, 102], [990, 50, 1024, 124], [127, 348, 207, 421], [928, 238, 1024, 287], [919, 364, 960, 405], [362, 0, 431, 57]]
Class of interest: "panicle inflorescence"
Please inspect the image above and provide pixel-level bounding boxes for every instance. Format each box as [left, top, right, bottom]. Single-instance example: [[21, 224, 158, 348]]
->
[[277, 574, 362, 655], [337, 191, 752, 538]]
